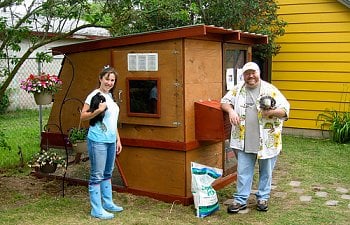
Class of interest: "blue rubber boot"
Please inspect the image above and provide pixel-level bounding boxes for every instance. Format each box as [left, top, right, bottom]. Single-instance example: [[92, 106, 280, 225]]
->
[[101, 179, 124, 212], [89, 184, 114, 219]]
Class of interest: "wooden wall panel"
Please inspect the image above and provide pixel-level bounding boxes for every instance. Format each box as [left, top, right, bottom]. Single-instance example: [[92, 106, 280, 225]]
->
[[277, 43, 350, 52], [48, 50, 115, 133], [273, 81, 350, 92], [277, 33, 350, 43], [274, 72, 350, 82], [273, 0, 350, 132], [274, 53, 350, 62], [284, 118, 323, 130], [185, 143, 223, 196], [283, 90, 350, 102], [183, 39, 223, 142], [278, 2, 346, 14], [119, 146, 186, 196], [279, 12, 350, 23], [111, 40, 185, 142]]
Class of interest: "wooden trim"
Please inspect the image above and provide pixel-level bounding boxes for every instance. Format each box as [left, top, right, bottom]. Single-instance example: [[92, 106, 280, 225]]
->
[[41, 132, 71, 149], [120, 138, 219, 151], [213, 173, 237, 190], [52, 25, 268, 55], [126, 77, 161, 118], [40, 131, 220, 151], [32, 171, 237, 206]]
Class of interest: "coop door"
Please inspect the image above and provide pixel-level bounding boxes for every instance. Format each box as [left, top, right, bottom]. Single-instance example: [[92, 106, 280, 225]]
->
[[222, 43, 250, 176], [112, 50, 181, 127]]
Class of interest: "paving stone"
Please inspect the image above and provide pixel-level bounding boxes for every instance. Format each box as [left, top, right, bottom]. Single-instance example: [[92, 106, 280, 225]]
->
[[289, 181, 301, 187], [273, 192, 287, 198], [336, 187, 349, 194], [223, 199, 233, 206], [311, 185, 326, 191], [341, 194, 350, 200], [325, 200, 338, 206], [238, 208, 250, 214], [251, 189, 258, 194], [299, 195, 312, 202], [315, 191, 328, 198], [292, 188, 304, 194], [271, 185, 277, 190]]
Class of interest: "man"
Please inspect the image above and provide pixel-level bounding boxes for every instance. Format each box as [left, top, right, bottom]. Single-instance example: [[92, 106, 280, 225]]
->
[[221, 62, 290, 213]]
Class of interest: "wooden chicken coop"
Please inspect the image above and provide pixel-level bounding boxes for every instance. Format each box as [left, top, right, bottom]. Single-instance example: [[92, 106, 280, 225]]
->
[[42, 24, 268, 205]]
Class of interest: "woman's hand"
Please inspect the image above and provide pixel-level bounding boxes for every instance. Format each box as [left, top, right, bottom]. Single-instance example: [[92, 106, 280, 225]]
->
[[116, 140, 122, 155], [98, 102, 107, 113]]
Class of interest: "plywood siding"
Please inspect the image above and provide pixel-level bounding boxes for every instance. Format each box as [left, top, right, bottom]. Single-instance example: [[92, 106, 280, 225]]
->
[[273, 0, 350, 130], [184, 39, 223, 142]]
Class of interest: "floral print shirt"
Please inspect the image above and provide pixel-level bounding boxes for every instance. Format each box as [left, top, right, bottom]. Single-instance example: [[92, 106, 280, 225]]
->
[[221, 80, 290, 159]]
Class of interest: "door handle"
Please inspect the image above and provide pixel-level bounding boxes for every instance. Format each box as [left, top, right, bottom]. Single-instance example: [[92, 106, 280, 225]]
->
[[118, 90, 123, 103]]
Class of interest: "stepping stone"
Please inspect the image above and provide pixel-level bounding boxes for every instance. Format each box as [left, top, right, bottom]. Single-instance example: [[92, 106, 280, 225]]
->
[[292, 188, 304, 194], [223, 199, 233, 206], [271, 185, 277, 190], [273, 192, 287, 198], [312, 185, 325, 191], [300, 195, 312, 202], [336, 187, 348, 194], [341, 194, 350, 200], [251, 189, 258, 194], [348, 204, 350, 209], [325, 200, 338, 206], [238, 208, 250, 214], [315, 192, 328, 198], [289, 181, 301, 187]]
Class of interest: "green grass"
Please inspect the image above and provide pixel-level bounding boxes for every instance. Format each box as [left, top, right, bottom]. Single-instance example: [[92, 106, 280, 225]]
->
[[0, 108, 50, 168], [1, 110, 350, 224]]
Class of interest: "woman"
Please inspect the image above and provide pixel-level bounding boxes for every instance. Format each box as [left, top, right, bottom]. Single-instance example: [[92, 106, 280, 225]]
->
[[80, 66, 123, 220]]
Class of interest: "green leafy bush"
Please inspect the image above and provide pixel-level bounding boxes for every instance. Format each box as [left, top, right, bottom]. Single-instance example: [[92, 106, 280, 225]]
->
[[317, 109, 350, 143], [68, 127, 88, 144], [0, 90, 10, 113]]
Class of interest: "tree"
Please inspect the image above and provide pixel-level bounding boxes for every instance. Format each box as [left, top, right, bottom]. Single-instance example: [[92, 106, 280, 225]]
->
[[105, 0, 286, 60], [0, 0, 110, 99], [1, 0, 286, 100]]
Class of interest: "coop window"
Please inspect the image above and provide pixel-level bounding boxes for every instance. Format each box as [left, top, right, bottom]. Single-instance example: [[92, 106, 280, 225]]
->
[[128, 53, 158, 71], [126, 78, 160, 117]]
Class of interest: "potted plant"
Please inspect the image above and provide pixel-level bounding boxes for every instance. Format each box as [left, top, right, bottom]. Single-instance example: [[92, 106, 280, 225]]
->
[[20, 72, 62, 105], [68, 127, 88, 153], [28, 150, 66, 173]]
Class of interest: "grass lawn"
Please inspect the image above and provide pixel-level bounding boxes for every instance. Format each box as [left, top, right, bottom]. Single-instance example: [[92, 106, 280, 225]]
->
[[1, 110, 350, 224]]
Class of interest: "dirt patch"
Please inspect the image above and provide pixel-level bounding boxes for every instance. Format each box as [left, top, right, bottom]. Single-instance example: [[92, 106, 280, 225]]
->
[[0, 171, 86, 209]]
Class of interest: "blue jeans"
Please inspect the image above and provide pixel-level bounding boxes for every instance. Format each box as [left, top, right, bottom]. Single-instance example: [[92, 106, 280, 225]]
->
[[87, 139, 116, 185], [234, 150, 277, 204]]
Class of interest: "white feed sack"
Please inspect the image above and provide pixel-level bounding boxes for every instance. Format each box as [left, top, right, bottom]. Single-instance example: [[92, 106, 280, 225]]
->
[[191, 162, 223, 218]]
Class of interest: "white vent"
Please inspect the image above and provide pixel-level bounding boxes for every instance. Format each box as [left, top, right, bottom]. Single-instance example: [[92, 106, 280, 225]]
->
[[128, 53, 158, 71]]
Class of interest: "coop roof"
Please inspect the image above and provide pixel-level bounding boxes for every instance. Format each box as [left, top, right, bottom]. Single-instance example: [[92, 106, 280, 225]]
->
[[51, 24, 268, 55]]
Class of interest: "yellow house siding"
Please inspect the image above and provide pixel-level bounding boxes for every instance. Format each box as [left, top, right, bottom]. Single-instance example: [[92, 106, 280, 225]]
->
[[273, 0, 350, 131]]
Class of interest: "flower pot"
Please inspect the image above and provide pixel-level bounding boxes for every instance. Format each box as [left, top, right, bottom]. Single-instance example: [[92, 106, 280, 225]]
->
[[72, 141, 87, 153], [34, 92, 52, 105], [40, 163, 57, 173]]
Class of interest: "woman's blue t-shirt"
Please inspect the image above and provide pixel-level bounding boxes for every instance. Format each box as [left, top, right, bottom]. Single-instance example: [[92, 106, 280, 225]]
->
[[85, 89, 119, 143]]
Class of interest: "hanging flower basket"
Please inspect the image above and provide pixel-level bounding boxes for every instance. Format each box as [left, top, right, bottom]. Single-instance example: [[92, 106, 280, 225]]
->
[[34, 92, 53, 105], [20, 72, 62, 105]]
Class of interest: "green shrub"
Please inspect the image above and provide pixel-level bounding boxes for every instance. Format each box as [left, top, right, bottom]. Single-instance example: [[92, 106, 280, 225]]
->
[[317, 109, 350, 143], [0, 90, 10, 113]]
